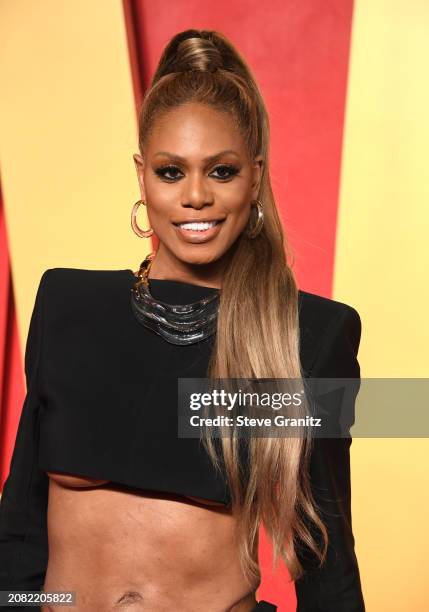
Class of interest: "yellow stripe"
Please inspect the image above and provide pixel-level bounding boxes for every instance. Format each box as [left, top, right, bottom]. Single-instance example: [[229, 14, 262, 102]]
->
[[0, 0, 149, 344], [335, 1, 429, 609]]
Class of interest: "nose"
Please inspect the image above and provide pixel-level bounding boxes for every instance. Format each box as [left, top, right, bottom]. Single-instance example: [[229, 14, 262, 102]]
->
[[180, 171, 214, 210]]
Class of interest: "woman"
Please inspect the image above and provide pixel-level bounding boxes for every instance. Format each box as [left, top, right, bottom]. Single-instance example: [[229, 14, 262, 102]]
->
[[0, 29, 365, 611]]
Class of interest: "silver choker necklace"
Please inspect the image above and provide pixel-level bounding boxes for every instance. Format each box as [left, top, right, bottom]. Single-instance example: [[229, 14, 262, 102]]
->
[[130, 252, 220, 346]]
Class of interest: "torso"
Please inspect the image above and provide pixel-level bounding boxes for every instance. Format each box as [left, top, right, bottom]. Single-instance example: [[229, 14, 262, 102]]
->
[[41, 472, 259, 611], [30, 269, 347, 611], [34, 269, 344, 611]]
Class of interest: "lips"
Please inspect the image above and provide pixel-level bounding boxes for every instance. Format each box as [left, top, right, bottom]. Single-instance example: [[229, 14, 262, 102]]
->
[[173, 218, 225, 244], [176, 221, 219, 231], [173, 218, 225, 227]]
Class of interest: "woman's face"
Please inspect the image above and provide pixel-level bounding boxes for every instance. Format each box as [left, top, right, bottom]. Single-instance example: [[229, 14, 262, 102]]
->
[[133, 102, 263, 270]]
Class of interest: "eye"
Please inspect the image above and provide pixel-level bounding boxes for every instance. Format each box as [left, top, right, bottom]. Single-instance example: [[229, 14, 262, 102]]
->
[[154, 165, 183, 182], [153, 164, 240, 182], [210, 165, 240, 180]]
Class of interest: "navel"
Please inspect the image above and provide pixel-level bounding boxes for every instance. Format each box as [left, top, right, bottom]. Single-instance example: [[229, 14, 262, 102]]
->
[[113, 591, 144, 608]]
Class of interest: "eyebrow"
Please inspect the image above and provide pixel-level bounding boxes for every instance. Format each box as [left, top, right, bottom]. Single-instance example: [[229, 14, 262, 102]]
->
[[154, 150, 240, 162]]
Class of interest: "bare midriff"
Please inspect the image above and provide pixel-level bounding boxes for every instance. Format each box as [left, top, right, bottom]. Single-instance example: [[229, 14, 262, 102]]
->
[[41, 472, 260, 611]]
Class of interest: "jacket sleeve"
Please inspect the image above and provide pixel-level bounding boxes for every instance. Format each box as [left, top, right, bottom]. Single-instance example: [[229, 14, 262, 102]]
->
[[0, 270, 51, 607], [295, 306, 366, 611]]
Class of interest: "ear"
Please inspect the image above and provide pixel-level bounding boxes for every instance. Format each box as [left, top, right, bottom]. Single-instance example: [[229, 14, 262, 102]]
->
[[133, 153, 147, 201], [251, 155, 264, 199]]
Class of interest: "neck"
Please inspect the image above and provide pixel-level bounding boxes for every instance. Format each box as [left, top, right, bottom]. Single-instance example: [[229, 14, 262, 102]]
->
[[147, 244, 234, 290]]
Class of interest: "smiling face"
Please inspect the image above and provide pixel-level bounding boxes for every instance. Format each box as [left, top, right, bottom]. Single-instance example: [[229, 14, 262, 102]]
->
[[133, 102, 263, 283]]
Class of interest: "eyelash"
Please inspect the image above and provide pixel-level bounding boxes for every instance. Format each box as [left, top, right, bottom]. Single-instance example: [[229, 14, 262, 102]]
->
[[154, 164, 240, 182]]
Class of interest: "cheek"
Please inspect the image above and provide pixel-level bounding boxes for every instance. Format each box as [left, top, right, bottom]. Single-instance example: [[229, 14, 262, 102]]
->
[[223, 197, 251, 226], [220, 180, 253, 210], [144, 187, 177, 220]]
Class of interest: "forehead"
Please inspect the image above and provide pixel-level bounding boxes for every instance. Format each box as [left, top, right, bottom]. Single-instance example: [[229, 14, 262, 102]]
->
[[145, 103, 248, 158]]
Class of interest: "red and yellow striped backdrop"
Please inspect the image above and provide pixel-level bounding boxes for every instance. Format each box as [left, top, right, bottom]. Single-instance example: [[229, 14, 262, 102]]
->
[[1, 1, 428, 610]]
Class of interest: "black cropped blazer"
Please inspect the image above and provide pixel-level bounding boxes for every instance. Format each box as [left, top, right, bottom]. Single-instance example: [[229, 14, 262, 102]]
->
[[0, 268, 365, 611]]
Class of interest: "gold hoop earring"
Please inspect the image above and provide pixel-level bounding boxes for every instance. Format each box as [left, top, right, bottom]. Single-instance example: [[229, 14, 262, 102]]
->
[[131, 199, 154, 238], [245, 199, 264, 238]]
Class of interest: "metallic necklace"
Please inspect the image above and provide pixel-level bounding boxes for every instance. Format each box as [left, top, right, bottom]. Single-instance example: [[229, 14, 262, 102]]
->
[[130, 252, 220, 346]]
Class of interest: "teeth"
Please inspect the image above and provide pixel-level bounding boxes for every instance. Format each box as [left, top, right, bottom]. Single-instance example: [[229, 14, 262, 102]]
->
[[178, 220, 218, 231]]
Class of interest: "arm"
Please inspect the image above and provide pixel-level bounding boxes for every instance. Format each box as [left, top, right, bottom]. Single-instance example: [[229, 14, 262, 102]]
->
[[0, 270, 51, 607], [295, 306, 365, 611]]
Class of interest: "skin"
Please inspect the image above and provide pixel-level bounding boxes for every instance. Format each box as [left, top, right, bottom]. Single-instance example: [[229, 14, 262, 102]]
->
[[43, 103, 264, 611], [43, 478, 260, 611], [133, 101, 263, 288]]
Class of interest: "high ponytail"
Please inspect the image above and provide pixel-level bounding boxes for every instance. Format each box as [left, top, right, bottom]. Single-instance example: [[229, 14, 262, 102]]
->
[[136, 29, 328, 587]]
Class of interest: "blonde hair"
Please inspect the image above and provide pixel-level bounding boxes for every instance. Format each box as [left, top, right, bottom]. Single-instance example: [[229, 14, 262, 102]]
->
[[137, 29, 328, 586]]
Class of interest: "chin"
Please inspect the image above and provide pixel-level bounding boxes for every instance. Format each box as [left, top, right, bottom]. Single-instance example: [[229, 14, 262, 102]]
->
[[177, 247, 224, 267]]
